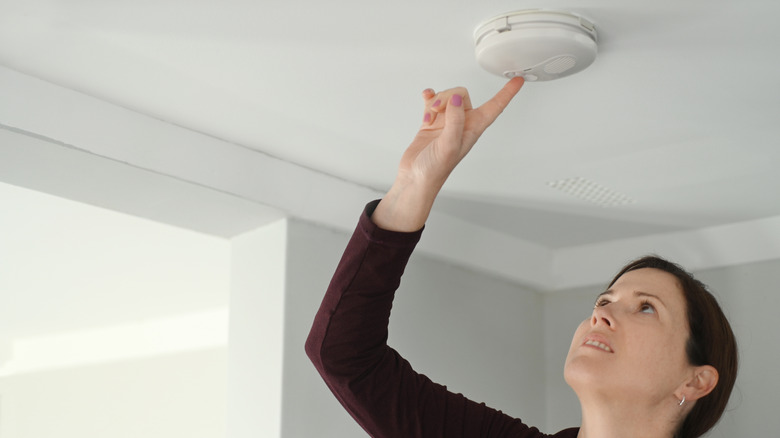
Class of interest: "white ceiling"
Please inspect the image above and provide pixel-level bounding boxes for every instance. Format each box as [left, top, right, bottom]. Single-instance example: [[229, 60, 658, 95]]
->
[[2, 0, 780, 289]]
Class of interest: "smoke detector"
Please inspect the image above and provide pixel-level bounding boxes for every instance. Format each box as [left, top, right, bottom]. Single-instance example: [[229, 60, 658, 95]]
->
[[474, 10, 598, 81]]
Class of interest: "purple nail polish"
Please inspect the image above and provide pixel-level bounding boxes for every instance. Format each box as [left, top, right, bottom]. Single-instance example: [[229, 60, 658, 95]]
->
[[433, 99, 441, 107], [452, 94, 462, 107], [424, 113, 431, 123]]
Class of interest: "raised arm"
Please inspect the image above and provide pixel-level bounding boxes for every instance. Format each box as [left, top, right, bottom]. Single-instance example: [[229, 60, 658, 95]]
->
[[306, 78, 555, 438]]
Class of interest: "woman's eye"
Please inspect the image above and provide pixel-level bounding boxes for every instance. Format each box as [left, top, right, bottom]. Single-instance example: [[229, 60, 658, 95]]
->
[[639, 302, 656, 314], [595, 299, 611, 307]]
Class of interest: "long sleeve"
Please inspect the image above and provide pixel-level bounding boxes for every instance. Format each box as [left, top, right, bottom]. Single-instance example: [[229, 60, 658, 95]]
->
[[305, 200, 578, 438]]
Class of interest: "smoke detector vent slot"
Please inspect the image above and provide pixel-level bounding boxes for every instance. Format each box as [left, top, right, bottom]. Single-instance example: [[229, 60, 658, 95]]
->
[[544, 56, 577, 74], [547, 177, 636, 207], [474, 10, 598, 81]]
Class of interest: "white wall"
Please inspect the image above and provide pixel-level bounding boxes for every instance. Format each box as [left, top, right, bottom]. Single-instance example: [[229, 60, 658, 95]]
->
[[0, 182, 231, 438], [280, 218, 547, 437], [0, 348, 228, 438], [227, 219, 288, 438], [543, 258, 780, 436], [0, 181, 231, 340]]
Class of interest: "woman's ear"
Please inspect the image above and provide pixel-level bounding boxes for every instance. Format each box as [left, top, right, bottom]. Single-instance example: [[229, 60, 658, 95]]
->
[[682, 365, 719, 401]]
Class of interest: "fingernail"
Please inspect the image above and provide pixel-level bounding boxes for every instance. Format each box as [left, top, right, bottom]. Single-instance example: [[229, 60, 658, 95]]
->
[[452, 94, 462, 107], [423, 113, 431, 123], [432, 99, 441, 107]]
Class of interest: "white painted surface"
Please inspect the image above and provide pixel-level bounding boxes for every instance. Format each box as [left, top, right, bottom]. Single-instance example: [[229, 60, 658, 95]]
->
[[551, 215, 780, 290], [0, 181, 230, 342], [0, 182, 231, 438], [0, 309, 228, 376], [227, 220, 287, 438], [0, 348, 228, 438]]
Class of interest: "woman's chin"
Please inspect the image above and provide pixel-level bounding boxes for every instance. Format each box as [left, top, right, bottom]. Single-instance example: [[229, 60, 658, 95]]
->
[[564, 354, 615, 390]]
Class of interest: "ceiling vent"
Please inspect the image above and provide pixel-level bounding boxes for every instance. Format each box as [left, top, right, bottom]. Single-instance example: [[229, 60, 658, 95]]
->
[[474, 10, 598, 81], [547, 177, 635, 207]]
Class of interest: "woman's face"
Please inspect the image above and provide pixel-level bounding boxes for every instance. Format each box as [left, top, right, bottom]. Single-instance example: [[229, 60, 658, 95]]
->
[[564, 268, 693, 403]]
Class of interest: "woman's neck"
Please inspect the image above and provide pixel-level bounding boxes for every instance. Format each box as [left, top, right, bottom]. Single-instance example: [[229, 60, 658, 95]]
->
[[576, 396, 679, 438]]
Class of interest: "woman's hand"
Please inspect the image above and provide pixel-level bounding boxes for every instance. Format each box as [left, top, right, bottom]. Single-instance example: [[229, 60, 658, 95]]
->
[[372, 78, 524, 232]]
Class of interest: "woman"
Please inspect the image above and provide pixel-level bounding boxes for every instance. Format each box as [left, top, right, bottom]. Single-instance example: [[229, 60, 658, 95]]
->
[[306, 78, 738, 438]]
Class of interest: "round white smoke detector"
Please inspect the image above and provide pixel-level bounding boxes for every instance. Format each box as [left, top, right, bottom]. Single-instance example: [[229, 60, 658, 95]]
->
[[474, 10, 598, 81]]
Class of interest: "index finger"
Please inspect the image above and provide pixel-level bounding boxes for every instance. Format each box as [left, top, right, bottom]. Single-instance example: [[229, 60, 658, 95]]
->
[[476, 77, 525, 124]]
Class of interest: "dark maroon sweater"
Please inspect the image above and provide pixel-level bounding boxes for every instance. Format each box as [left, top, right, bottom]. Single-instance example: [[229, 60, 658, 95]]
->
[[306, 200, 579, 438]]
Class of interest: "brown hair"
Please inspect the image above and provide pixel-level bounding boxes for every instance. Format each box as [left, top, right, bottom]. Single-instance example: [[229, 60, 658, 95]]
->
[[608, 255, 738, 438]]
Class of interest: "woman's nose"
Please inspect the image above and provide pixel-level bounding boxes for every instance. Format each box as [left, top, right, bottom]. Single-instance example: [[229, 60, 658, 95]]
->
[[591, 306, 614, 328]]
